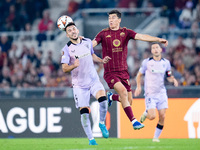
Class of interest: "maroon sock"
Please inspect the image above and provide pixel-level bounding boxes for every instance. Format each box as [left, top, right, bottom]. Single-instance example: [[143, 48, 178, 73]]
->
[[112, 94, 120, 102], [124, 106, 135, 122]]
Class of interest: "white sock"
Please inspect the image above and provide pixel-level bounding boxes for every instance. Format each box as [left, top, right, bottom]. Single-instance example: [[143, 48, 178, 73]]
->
[[99, 100, 108, 122], [81, 113, 93, 140], [131, 118, 138, 124], [154, 127, 163, 138]]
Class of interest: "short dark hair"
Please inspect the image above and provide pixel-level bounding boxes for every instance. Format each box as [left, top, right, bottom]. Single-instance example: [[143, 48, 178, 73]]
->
[[66, 22, 76, 28], [151, 42, 161, 47], [65, 22, 76, 31], [108, 10, 121, 18]]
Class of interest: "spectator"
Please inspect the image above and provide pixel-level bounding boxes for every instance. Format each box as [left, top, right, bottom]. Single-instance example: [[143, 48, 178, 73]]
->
[[61, 0, 79, 16], [21, 22, 33, 41], [0, 46, 8, 70], [0, 33, 11, 55], [174, 36, 187, 53], [80, 0, 97, 8], [1, 66, 11, 86], [36, 9, 53, 46], [179, 1, 194, 29]]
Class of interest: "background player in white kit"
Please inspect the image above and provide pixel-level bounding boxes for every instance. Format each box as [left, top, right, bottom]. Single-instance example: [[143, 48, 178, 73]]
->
[[134, 42, 178, 142], [61, 22, 111, 145]]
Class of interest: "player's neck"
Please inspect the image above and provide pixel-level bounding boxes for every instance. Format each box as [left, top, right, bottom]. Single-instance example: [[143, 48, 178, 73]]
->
[[153, 56, 161, 61], [71, 38, 81, 44], [110, 26, 120, 31]]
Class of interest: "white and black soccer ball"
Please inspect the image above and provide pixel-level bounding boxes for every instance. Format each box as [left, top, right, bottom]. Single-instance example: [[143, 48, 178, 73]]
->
[[57, 15, 73, 31]]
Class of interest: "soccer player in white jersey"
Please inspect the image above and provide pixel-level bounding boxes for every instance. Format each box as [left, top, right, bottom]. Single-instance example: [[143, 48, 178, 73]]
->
[[134, 42, 178, 142], [61, 22, 111, 145]]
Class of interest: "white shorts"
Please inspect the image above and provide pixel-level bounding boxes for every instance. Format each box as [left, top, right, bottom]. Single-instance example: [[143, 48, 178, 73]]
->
[[145, 94, 168, 110], [73, 81, 105, 108]]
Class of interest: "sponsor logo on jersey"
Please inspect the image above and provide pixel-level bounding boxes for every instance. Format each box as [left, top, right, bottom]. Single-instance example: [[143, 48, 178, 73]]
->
[[106, 35, 111, 38]]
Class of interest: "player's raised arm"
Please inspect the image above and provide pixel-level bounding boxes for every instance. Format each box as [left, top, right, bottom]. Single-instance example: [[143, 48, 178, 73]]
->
[[62, 59, 79, 73], [135, 33, 168, 47], [134, 71, 143, 97]]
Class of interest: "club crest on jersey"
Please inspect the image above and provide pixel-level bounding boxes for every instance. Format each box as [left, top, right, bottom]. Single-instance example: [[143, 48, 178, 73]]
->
[[113, 39, 120, 47], [111, 79, 114, 84], [120, 32, 125, 37]]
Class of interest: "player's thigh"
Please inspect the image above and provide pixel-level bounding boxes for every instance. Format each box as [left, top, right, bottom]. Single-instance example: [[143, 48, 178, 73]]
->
[[148, 108, 156, 119], [113, 82, 128, 98], [73, 87, 90, 108], [90, 81, 106, 99], [158, 108, 167, 120]]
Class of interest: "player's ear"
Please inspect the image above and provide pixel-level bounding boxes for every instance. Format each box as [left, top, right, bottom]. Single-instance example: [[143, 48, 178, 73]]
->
[[119, 18, 121, 23]]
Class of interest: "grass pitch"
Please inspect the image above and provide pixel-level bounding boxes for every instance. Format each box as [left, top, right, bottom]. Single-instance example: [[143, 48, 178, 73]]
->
[[0, 138, 199, 150]]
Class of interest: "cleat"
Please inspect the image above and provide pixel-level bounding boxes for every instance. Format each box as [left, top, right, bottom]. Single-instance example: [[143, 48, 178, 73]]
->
[[89, 139, 98, 145], [133, 120, 145, 130], [140, 111, 147, 123], [107, 91, 113, 107], [152, 138, 160, 142], [99, 123, 109, 138]]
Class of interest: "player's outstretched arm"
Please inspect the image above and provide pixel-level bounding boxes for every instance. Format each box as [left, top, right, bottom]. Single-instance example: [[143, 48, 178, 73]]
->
[[92, 54, 111, 64], [134, 72, 143, 97], [135, 33, 168, 47], [62, 59, 80, 73]]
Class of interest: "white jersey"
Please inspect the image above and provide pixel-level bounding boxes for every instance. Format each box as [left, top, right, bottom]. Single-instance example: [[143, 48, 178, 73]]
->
[[61, 38, 100, 88], [139, 57, 171, 97]]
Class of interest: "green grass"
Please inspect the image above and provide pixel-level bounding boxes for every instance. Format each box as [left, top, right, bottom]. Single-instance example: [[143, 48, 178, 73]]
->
[[0, 138, 200, 150]]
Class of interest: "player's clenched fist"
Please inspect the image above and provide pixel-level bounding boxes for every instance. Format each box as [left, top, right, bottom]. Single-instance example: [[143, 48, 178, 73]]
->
[[134, 86, 141, 97], [102, 56, 111, 64], [158, 38, 168, 47]]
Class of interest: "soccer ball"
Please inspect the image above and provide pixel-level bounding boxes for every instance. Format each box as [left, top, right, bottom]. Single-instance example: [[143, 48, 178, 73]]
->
[[57, 15, 73, 31]]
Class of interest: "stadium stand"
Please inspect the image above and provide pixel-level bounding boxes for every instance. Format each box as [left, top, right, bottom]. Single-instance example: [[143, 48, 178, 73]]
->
[[0, 0, 200, 99]]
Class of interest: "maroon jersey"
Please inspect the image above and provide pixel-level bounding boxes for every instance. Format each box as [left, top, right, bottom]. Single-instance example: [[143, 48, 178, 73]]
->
[[94, 27, 137, 73]]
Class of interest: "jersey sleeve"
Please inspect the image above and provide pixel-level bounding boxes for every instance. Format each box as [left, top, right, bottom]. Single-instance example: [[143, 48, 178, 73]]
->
[[61, 45, 70, 64], [90, 40, 94, 55], [94, 31, 103, 45], [165, 59, 172, 77], [127, 29, 137, 40], [139, 59, 148, 74], [166, 59, 171, 71]]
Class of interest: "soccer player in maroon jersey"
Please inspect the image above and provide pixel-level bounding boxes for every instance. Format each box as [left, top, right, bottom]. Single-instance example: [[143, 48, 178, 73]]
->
[[92, 10, 168, 130]]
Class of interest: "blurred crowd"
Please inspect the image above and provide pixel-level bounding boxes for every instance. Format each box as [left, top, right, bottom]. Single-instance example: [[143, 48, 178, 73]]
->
[[0, 0, 200, 91]]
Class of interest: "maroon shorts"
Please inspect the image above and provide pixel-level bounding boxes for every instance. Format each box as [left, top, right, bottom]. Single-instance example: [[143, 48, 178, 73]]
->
[[104, 70, 132, 92]]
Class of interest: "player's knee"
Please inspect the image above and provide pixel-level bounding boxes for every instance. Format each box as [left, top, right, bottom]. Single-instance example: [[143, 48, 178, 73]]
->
[[119, 89, 128, 99], [80, 107, 89, 114], [98, 96, 107, 103], [149, 114, 156, 120]]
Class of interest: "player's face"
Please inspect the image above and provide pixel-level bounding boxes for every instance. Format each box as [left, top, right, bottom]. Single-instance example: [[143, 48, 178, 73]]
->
[[66, 25, 79, 40], [151, 44, 162, 57], [108, 14, 121, 29]]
